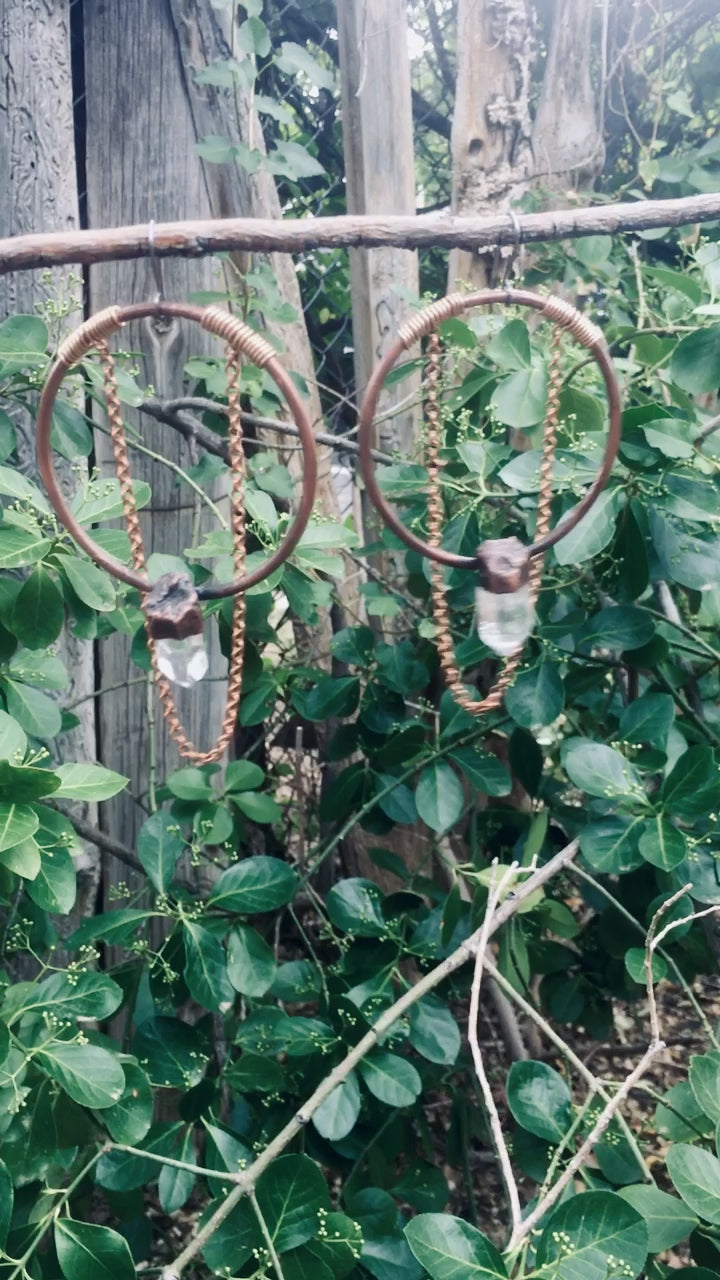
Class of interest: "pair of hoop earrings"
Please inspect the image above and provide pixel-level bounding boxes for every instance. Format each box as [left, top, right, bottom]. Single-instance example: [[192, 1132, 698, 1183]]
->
[[35, 289, 621, 762]]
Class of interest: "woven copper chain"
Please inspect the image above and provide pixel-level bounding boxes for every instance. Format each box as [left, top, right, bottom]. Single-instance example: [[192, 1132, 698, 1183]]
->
[[426, 325, 563, 715], [98, 339, 246, 765]]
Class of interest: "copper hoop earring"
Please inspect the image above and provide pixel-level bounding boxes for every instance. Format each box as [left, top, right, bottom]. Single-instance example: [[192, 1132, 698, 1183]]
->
[[36, 301, 318, 763], [357, 288, 622, 715]]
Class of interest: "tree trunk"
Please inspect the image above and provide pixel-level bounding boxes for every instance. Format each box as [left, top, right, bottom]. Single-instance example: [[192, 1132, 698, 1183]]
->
[[83, 0, 233, 861], [0, 0, 98, 932], [532, 0, 604, 192], [448, 0, 536, 290], [337, 0, 421, 633]]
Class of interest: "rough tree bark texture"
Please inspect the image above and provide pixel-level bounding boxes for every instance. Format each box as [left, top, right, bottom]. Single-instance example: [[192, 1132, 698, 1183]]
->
[[166, 0, 341, 529], [532, 0, 604, 192], [84, 0, 233, 862], [0, 0, 98, 930], [448, 0, 535, 289]]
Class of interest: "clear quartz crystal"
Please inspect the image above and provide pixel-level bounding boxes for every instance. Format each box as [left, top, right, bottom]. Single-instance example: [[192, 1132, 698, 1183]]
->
[[155, 633, 209, 688], [475, 583, 535, 656]]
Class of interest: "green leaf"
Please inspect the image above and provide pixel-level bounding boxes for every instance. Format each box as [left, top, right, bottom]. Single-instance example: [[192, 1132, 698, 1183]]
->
[[0, 527, 52, 569], [619, 1184, 698, 1253], [37, 1042, 125, 1109], [7, 650, 68, 690], [165, 766, 213, 801], [416, 761, 464, 832], [579, 605, 655, 652], [60, 557, 116, 611], [535, 1191, 648, 1280], [51, 399, 92, 459], [255, 1154, 331, 1252], [505, 662, 564, 728], [0, 802, 39, 851], [491, 364, 547, 428], [408, 996, 461, 1066], [690, 1053, 720, 1125], [326, 878, 386, 937], [661, 747, 720, 818], [404, 1214, 508, 1279], [183, 921, 234, 1010], [25, 844, 75, 916], [358, 1052, 422, 1108], [486, 318, 531, 370], [0, 1158, 12, 1249], [625, 947, 667, 984], [638, 816, 687, 870], [0, 466, 50, 513], [0, 315, 48, 373], [0, 710, 26, 760], [200, 1198, 259, 1274], [224, 760, 265, 792], [507, 1060, 573, 1142], [276, 41, 335, 90], [3, 970, 123, 1023], [233, 789, 282, 824], [651, 511, 720, 591], [643, 417, 697, 457], [561, 738, 642, 800], [657, 1082, 713, 1142], [313, 1071, 362, 1142], [671, 324, 720, 393], [0, 834, 40, 878], [300, 675, 360, 721], [0, 760, 59, 803], [5, 679, 62, 738], [137, 811, 184, 893], [225, 1052, 284, 1095], [667, 1144, 720, 1225], [53, 763, 129, 801], [227, 924, 277, 997], [71, 476, 150, 524], [55, 1219, 135, 1280], [9, 565, 63, 650], [619, 693, 674, 747], [553, 488, 620, 565], [208, 856, 297, 914], [158, 1129, 196, 1213], [0, 411, 16, 462], [449, 748, 511, 796], [101, 1063, 154, 1144], [133, 1016, 209, 1088]]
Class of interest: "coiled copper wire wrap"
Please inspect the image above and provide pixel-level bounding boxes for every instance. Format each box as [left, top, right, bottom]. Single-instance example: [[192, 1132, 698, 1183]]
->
[[425, 327, 563, 715]]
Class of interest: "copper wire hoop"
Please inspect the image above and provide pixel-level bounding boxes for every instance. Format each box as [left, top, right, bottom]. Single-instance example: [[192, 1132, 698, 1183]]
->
[[36, 300, 318, 599], [357, 287, 622, 568]]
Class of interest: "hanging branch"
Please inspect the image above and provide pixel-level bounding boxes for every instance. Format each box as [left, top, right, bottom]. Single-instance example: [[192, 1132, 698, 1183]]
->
[[1, 192, 720, 275]]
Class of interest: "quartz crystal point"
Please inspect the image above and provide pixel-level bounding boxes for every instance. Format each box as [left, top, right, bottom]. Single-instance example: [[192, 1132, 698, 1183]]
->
[[155, 633, 209, 688], [475, 582, 534, 655], [475, 536, 534, 656]]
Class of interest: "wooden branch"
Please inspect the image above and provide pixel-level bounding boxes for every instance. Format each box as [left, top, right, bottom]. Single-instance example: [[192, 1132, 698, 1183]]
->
[[2, 193, 720, 275], [65, 814, 143, 875], [139, 397, 393, 464], [161, 839, 579, 1280]]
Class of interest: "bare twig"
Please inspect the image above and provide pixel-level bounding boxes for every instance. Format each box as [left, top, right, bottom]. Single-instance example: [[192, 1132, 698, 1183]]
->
[[485, 959, 650, 1183], [140, 397, 394, 465], [507, 1044, 662, 1254], [161, 840, 579, 1280], [65, 814, 143, 875], [4, 194, 720, 275], [467, 862, 524, 1234]]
